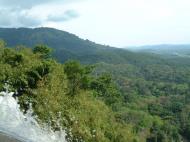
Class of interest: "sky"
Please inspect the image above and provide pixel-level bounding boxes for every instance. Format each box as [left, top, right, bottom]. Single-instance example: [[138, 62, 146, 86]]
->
[[0, 0, 190, 47]]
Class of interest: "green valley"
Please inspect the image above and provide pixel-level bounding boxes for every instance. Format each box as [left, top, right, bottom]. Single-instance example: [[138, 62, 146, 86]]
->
[[0, 28, 190, 142]]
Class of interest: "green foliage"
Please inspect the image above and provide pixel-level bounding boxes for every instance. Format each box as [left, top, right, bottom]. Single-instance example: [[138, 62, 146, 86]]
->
[[0, 46, 137, 142], [148, 120, 180, 142], [90, 73, 122, 106], [64, 60, 94, 96], [0, 39, 6, 48], [33, 44, 52, 59], [1, 28, 190, 141]]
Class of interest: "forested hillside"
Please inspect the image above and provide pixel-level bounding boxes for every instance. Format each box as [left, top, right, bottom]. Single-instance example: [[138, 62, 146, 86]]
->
[[0, 42, 137, 142], [0, 27, 190, 142], [0, 27, 168, 65]]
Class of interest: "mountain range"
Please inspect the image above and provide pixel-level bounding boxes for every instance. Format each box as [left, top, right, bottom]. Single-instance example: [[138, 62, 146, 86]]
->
[[0, 27, 167, 65], [126, 44, 190, 58]]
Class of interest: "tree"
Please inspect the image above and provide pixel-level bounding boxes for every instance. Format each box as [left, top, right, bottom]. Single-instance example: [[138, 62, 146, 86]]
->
[[33, 45, 52, 59], [1, 48, 24, 67], [90, 73, 121, 106], [0, 39, 6, 48], [64, 60, 94, 96]]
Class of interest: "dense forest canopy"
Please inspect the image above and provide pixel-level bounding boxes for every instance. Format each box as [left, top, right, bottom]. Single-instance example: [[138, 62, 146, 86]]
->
[[0, 28, 190, 142]]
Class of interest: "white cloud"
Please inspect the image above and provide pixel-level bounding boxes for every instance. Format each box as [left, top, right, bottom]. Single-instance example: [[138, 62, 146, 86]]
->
[[0, 8, 42, 27], [0, 0, 71, 8], [47, 10, 79, 22], [54, 0, 190, 46], [0, 0, 190, 46], [0, 0, 81, 27]]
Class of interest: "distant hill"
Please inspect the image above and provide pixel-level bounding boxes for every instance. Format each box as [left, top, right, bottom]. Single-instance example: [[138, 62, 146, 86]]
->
[[126, 44, 190, 58], [0, 27, 164, 65]]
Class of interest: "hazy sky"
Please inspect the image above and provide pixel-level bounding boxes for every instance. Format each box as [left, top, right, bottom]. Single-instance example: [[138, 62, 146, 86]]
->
[[0, 0, 190, 47]]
